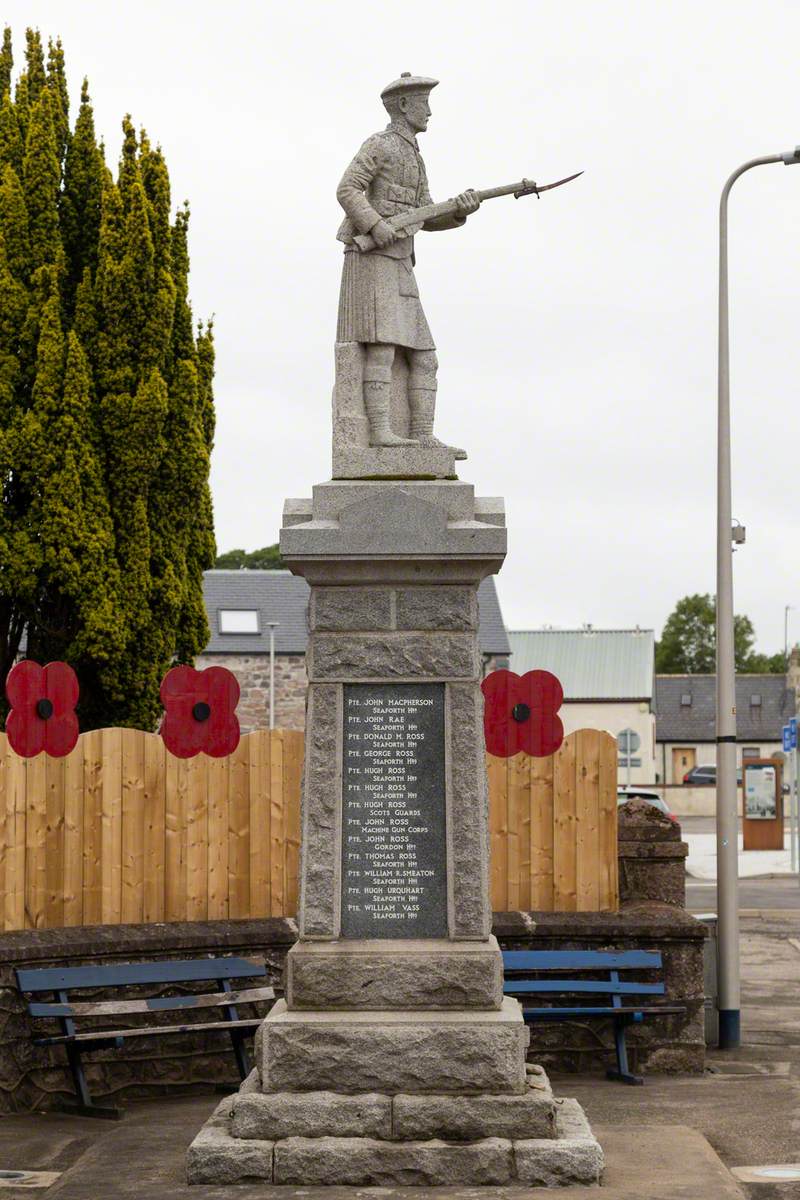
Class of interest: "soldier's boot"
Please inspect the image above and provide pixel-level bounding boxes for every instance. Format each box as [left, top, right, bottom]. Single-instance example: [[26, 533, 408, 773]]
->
[[408, 386, 467, 460], [363, 380, 415, 447]]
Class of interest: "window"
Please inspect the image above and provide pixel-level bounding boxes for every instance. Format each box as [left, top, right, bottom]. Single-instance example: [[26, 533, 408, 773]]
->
[[680, 693, 692, 707], [750, 694, 762, 707], [218, 609, 260, 634], [742, 747, 759, 759]]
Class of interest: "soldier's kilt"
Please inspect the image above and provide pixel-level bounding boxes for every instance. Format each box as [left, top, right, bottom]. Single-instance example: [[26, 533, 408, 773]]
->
[[336, 247, 435, 350]]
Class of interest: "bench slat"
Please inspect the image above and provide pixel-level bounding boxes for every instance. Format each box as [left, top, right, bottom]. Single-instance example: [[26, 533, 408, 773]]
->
[[35, 1017, 263, 1046], [501, 950, 662, 971], [16, 956, 267, 993], [521, 1005, 685, 1018], [504, 979, 665, 996], [28, 985, 275, 1019]]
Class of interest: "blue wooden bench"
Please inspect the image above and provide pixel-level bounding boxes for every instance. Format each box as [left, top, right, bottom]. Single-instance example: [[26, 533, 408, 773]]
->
[[16, 955, 275, 1118], [502, 949, 684, 1085]]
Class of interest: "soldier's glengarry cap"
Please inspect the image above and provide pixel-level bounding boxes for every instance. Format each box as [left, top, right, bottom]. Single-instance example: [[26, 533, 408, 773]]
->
[[381, 72, 439, 100]]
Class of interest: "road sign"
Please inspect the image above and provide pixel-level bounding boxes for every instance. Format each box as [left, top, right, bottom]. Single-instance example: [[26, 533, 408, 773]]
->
[[790, 717, 797, 748], [617, 729, 640, 754], [784, 725, 793, 753]]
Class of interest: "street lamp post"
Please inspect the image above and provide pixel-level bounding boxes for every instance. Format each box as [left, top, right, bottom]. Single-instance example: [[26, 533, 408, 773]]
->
[[785, 605, 793, 664], [716, 146, 800, 1050]]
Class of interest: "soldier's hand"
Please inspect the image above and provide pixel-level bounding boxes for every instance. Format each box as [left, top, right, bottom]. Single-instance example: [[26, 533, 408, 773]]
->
[[455, 189, 481, 216], [370, 219, 396, 249]]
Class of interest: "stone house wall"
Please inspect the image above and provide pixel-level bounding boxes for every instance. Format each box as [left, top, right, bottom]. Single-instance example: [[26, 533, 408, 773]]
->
[[198, 652, 503, 733], [197, 654, 307, 731]]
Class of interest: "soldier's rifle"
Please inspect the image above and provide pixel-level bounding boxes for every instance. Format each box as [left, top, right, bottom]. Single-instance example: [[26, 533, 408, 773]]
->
[[353, 171, 583, 252]]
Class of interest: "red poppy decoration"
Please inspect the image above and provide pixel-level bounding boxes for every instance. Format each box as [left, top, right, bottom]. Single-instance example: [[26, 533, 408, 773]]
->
[[5, 660, 80, 758], [160, 665, 240, 759], [481, 669, 564, 759]]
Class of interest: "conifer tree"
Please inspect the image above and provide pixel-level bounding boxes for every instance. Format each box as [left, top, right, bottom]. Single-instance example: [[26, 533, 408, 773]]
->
[[0, 26, 216, 729]]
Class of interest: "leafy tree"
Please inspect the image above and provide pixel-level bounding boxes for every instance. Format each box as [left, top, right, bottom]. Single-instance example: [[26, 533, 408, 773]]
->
[[0, 27, 215, 730], [655, 594, 784, 674], [214, 545, 283, 570]]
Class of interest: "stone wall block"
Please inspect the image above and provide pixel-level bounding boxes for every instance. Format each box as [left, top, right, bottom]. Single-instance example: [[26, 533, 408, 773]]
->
[[273, 1136, 514, 1186], [198, 652, 308, 732], [395, 587, 477, 631], [309, 633, 479, 681], [393, 1091, 556, 1141], [312, 588, 393, 632], [260, 1002, 529, 1096], [514, 1099, 603, 1186], [619, 841, 688, 907], [287, 942, 503, 1010], [298, 684, 340, 938], [448, 682, 492, 939], [232, 1091, 391, 1141]]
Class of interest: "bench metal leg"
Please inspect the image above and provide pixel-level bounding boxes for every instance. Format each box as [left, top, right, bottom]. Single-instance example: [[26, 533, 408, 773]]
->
[[62, 1044, 122, 1119], [606, 1017, 643, 1086], [228, 1028, 251, 1081], [221, 980, 251, 1081]]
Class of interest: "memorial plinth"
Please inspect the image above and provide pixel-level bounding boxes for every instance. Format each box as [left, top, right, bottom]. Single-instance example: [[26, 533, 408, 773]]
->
[[188, 478, 603, 1186]]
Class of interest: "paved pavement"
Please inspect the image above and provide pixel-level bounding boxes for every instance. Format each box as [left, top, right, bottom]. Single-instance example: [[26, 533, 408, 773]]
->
[[0, 906, 796, 1198]]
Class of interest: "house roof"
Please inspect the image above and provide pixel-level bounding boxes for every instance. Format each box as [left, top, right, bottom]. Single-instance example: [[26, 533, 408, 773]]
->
[[202, 571, 510, 657], [655, 674, 793, 743], [202, 571, 311, 653], [506, 629, 655, 700]]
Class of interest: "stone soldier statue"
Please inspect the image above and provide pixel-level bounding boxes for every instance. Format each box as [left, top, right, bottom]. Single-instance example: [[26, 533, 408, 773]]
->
[[335, 73, 480, 458]]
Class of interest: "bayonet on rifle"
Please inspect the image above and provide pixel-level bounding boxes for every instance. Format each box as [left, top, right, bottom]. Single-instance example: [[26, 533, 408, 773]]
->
[[353, 171, 583, 252]]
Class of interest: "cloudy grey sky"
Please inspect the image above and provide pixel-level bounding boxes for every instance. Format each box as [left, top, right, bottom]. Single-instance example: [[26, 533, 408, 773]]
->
[[7, 0, 800, 653]]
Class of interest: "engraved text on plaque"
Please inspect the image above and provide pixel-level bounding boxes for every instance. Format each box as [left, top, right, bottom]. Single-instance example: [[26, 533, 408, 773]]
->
[[341, 683, 447, 938]]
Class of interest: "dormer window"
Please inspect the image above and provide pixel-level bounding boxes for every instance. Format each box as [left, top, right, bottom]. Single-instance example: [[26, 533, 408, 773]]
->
[[680, 693, 692, 707], [218, 609, 260, 634], [750, 694, 762, 707]]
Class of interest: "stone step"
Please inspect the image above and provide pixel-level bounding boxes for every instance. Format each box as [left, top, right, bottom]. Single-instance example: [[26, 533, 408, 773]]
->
[[274, 1135, 514, 1186], [186, 1094, 604, 1187], [231, 1083, 555, 1142]]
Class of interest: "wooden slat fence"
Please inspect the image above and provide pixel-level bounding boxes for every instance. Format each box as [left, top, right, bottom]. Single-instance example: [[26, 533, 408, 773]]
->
[[488, 730, 619, 913], [0, 729, 303, 932], [0, 726, 617, 931]]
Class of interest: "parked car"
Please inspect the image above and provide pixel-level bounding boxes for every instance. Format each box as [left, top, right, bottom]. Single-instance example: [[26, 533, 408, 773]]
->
[[682, 764, 716, 785], [617, 787, 678, 823], [683, 764, 742, 785]]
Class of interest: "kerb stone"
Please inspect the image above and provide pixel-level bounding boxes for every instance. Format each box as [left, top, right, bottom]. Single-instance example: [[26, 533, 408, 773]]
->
[[232, 1091, 390, 1141], [273, 1136, 514, 1186]]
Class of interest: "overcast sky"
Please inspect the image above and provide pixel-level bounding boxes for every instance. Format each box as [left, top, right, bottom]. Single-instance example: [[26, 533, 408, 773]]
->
[[7, 0, 800, 653]]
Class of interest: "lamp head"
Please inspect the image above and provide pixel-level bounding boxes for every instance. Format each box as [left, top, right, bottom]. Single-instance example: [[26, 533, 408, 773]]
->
[[781, 145, 800, 164]]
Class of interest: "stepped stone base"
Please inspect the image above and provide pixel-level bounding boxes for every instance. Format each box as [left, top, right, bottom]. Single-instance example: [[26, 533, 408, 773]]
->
[[187, 1090, 603, 1187]]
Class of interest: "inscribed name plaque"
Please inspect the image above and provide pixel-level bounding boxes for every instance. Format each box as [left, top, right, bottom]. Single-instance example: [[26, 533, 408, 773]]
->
[[341, 683, 447, 938]]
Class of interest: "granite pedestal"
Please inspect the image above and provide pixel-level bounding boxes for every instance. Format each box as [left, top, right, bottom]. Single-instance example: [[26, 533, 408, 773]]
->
[[187, 478, 603, 1186]]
